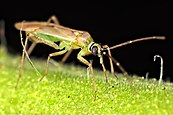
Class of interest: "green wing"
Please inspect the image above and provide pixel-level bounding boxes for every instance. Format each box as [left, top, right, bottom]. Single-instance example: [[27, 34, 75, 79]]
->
[[33, 26, 78, 43]]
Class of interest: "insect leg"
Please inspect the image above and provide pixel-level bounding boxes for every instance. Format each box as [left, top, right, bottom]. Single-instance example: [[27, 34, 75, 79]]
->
[[100, 56, 108, 82], [103, 45, 128, 77], [39, 49, 67, 81], [16, 35, 29, 88], [77, 51, 96, 94], [27, 42, 37, 55], [26, 15, 60, 56], [61, 49, 73, 63], [107, 48, 128, 77], [47, 15, 60, 25], [105, 46, 114, 74], [47, 15, 73, 63], [109, 56, 128, 77]]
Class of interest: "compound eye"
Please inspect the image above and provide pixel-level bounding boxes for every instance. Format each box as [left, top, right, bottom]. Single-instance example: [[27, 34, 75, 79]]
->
[[92, 46, 98, 55]]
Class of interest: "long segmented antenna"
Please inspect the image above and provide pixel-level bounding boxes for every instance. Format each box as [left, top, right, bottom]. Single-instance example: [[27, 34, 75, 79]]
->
[[20, 21, 42, 77], [109, 36, 165, 50], [104, 53, 128, 76]]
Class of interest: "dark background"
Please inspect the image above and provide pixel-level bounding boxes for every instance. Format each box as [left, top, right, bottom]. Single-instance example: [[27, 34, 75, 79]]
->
[[1, 1, 173, 81]]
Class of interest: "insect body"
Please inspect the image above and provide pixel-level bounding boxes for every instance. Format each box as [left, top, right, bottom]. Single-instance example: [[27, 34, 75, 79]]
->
[[15, 16, 165, 94], [15, 20, 114, 93]]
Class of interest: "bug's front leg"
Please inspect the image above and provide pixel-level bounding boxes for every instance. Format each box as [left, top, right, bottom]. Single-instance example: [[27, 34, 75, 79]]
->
[[100, 56, 108, 82], [39, 49, 67, 81], [77, 50, 96, 94], [102, 45, 114, 74]]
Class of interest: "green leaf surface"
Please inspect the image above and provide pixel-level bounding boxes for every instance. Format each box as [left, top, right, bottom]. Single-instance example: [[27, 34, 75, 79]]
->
[[0, 47, 173, 114]]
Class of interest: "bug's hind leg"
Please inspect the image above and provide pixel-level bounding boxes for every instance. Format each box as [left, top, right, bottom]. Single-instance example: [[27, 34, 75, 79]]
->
[[39, 49, 67, 81], [27, 15, 61, 56], [61, 49, 73, 63], [47, 15, 60, 25], [47, 15, 73, 63], [27, 42, 37, 55], [16, 36, 29, 88]]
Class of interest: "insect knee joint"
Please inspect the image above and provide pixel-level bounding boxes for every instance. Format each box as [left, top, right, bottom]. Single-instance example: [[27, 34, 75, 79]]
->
[[116, 62, 120, 66], [49, 54, 54, 57]]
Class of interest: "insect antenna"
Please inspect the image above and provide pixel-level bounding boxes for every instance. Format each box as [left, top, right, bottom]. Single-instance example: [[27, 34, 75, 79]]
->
[[19, 21, 42, 77], [102, 36, 165, 77], [109, 36, 165, 50], [104, 53, 128, 76]]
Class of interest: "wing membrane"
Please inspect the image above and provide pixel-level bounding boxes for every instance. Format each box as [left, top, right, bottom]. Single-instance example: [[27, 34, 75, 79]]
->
[[15, 22, 84, 42]]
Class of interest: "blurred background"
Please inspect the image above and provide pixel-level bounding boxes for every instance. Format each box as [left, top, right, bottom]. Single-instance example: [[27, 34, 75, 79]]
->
[[0, 0, 173, 81]]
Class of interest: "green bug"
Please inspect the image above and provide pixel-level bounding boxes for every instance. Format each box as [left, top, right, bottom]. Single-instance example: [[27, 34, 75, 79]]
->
[[14, 15, 165, 93]]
